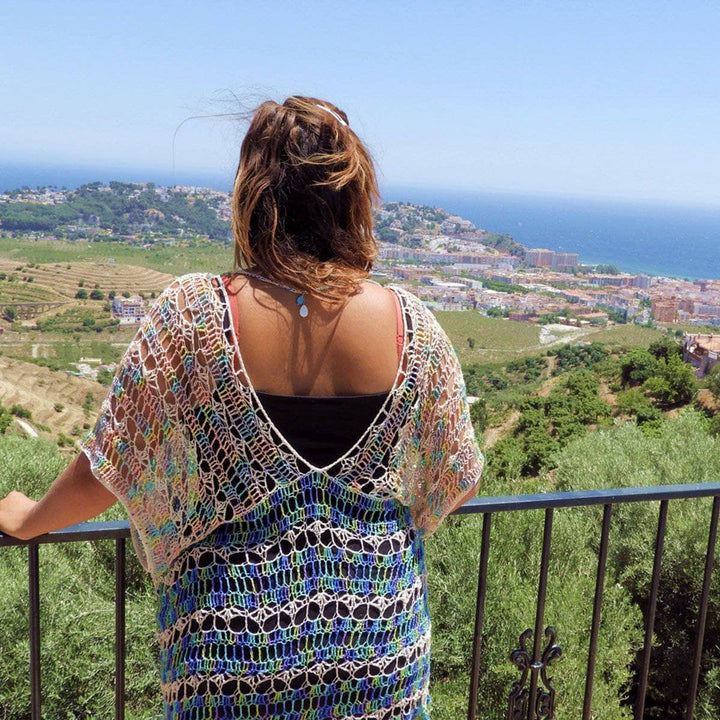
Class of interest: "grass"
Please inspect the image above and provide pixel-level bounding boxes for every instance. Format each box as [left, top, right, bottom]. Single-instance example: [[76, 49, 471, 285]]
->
[[584, 323, 666, 347], [0, 237, 232, 276], [434, 311, 541, 364]]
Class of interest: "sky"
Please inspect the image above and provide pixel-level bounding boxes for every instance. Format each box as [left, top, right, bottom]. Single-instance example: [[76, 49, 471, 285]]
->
[[2, 0, 720, 206]]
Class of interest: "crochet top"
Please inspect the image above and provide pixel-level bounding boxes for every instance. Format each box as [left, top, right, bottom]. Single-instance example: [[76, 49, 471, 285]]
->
[[81, 273, 484, 587]]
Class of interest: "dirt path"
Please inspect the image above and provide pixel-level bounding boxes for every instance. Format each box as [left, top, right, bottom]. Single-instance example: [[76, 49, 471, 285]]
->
[[483, 409, 520, 449], [14, 417, 38, 438]]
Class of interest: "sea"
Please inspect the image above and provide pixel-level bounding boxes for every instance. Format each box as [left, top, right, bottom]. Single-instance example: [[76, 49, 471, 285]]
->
[[2, 162, 719, 281]]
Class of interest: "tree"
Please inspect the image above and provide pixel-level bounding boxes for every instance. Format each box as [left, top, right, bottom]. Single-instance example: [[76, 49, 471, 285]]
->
[[662, 354, 697, 404], [469, 397, 487, 432], [642, 354, 697, 406], [75, 289, 88, 299], [621, 347, 658, 386], [89, 289, 104, 300], [2, 306, 17, 322], [648, 336, 682, 362]]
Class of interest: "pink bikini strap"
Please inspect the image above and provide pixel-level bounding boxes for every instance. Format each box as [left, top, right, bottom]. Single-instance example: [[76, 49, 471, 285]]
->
[[222, 275, 241, 340], [389, 289, 404, 361]]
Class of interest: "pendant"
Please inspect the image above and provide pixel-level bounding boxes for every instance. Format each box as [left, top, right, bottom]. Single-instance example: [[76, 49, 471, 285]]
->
[[297, 295, 309, 318]]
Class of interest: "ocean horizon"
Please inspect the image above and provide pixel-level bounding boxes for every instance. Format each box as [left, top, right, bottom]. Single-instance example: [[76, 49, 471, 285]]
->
[[2, 161, 719, 281], [385, 186, 720, 281]]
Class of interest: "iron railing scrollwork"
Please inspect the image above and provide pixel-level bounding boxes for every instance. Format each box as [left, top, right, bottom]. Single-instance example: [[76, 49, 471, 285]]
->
[[508, 626, 562, 720]]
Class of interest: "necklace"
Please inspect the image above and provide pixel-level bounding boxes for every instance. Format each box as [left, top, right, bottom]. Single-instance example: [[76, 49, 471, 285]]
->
[[239, 270, 314, 318]]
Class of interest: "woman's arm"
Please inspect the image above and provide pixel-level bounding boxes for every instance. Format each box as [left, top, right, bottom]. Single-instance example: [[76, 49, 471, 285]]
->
[[447, 481, 480, 516], [0, 452, 117, 540]]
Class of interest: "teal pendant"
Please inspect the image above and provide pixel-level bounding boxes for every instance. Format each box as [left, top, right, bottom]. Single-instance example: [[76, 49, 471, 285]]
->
[[296, 294, 309, 317]]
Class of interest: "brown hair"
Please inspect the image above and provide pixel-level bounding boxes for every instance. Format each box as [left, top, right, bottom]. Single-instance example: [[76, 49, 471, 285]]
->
[[232, 96, 379, 301]]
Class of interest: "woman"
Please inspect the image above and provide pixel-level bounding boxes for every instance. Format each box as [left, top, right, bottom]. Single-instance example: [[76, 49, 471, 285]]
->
[[0, 97, 483, 719]]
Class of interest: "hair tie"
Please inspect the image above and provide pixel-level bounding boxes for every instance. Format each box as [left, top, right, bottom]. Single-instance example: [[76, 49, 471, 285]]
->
[[316, 104, 348, 127]]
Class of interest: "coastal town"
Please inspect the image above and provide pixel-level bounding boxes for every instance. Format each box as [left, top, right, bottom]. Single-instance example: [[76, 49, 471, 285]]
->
[[1, 182, 719, 378]]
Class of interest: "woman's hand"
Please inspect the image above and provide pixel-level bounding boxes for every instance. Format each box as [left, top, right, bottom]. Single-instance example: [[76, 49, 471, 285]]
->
[[0, 490, 38, 540], [0, 452, 117, 541]]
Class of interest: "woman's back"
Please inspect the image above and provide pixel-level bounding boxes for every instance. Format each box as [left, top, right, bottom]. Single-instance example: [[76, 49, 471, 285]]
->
[[227, 274, 401, 397]]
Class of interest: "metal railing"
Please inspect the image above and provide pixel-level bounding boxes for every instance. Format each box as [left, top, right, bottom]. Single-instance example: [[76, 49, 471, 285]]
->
[[2, 481, 720, 720], [0, 521, 130, 720], [456, 482, 720, 720]]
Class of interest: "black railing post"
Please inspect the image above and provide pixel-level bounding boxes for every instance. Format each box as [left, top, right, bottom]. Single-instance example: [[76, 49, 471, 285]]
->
[[635, 499, 668, 720], [115, 537, 126, 720], [582, 503, 613, 720], [467, 512, 492, 720], [685, 495, 720, 720], [28, 543, 41, 720], [528, 508, 554, 720]]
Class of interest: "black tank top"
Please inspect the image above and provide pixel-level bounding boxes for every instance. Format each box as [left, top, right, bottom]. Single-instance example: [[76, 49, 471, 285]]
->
[[255, 391, 388, 469]]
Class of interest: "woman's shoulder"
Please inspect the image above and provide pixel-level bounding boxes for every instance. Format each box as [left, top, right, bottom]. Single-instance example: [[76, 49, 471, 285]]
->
[[387, 285, 446, 332], [152, 273, 225, 306], [142, 273, 226, 332]]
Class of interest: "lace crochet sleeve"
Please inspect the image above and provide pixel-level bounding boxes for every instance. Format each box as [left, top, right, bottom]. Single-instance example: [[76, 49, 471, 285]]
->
[[80, 278, 196, 580], [397, 304, 484, 538]]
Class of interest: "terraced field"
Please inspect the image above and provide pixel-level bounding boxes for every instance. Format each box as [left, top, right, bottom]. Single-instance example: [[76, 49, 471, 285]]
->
[[15, 261, 174, 298], [0, 283, 58, 303]]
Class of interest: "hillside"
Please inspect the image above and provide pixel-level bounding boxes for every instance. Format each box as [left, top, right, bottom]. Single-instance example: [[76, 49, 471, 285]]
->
[[0, 182, 230, 239], [0, 258, 174, 302], [0, 355, 104, 444]]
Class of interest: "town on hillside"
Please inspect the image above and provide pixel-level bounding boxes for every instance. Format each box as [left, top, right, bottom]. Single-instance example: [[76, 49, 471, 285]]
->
[[1, 182, 719, 380]]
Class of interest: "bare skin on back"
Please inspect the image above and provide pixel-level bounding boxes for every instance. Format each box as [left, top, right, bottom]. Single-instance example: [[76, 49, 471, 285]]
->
[[230, 276, 401, 397]]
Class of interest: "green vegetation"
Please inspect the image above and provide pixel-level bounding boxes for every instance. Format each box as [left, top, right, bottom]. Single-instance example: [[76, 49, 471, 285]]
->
[[553, 342, 609, 373], [481, 278, 530, 294], [552, 413, 720, 718], [0, 436, 161, 719], [487, 370, 611, 478], [0, 236, 232, 276], [0, 182, 230, 240], [620, 341, 697, 407], [434, 311, 541, 364], [706, 364, 720, 401], [36, 307, 119, 335]]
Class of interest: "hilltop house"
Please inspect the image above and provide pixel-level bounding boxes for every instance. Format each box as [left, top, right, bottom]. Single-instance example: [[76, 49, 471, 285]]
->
[[111, 296, 145, 324], [682, 333, 720, 377]]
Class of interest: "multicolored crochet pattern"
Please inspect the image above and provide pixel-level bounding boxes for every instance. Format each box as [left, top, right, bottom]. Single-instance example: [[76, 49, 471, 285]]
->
[[81, 273, 484, 719]]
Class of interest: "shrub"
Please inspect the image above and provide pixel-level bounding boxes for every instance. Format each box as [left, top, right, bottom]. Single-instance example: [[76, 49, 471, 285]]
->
[[0, 406, 12, 434], [425, 474, 641, 720], [9, 404, 31, 420], [553, 412, 720, 718]]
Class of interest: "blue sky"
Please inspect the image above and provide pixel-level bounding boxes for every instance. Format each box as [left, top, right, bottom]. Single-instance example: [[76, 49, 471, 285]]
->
[[3, 1, 720, 206]]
